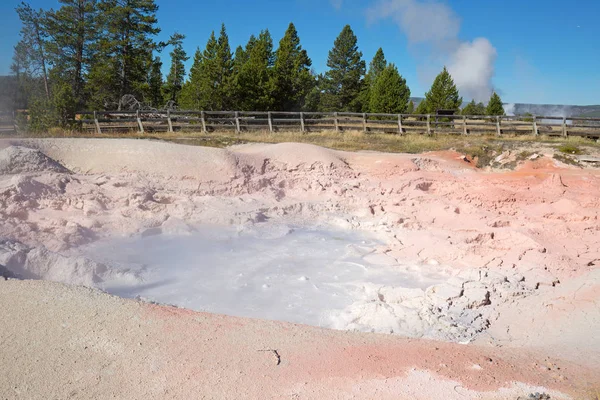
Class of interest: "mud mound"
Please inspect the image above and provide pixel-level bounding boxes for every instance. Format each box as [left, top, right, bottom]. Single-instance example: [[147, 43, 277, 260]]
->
[[0, 146, 70, 175], [0, 240, 139, 287], [235, 142, 350, 171], [17, 139, 238, 181]]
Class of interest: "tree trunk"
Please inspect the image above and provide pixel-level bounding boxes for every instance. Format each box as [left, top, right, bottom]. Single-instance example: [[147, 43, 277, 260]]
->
[[34, 19, 50, 100], [74, 0, 85, 106]]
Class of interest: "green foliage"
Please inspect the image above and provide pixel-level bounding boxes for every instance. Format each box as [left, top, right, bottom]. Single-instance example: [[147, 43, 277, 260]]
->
[[406, 100, 414, 114], [44, 0, 99, 107], [51, 81, 77, 126], [179, 25, 233, 111], [215, 23, 234, 110], [486, 92, 505, 116], [13, 2, 50, 101], [462, 100, 486, 116], [414, 99, 428, 114], [367, 48, 387, 82], [423, 67, 462, 113], [179, 47, 206, 110], [304, 86, 322, 112], [87, 0, 160, 109], [522, 112, 534, 122], [23, 81, 75, 132], [321, 25, 366, 112], [232, 30, 274, 110], [27, 97, 55, 132], [163, 32, 188, 105], [557, 144, 582, 154], [360, 47, 387, 112], [368, 64, 410, 114], [270, 23, 314, 111], [145, 56, 164, 108], [0, 76, 23, 110]]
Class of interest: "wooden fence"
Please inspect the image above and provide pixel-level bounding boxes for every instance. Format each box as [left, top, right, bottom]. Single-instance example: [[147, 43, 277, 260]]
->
[[74, 110, 600, 138]]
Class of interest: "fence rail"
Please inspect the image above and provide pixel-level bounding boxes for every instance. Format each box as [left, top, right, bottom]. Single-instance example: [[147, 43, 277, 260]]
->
[[73, 110, 600, 138]]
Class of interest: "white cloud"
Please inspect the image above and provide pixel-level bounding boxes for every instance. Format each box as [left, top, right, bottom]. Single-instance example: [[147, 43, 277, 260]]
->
[[367, 0, 460, 47], [367, 0, 497, 102], [330, 0, 343, 10]]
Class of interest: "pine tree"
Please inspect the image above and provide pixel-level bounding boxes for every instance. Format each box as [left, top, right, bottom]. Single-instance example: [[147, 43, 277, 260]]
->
[[414, 99, 428, 114], [270, 23, 314, 111], [230, 45, 248, 109], [179, 30, 227, 110], [145, 56, 163, 108], [321, 25, 366, 112], [44, 0, 99, 108], [87, 0, 160, 109], [179, 48, 203, 109], [369, 64, 410, 114], [233, 30, 274, 111], [232, 45, 248, 76], [486, 91, 505, 116], [360, 47, 387, 112], [461, 100, 486, 116], [13, 2, 50, 101], [163, 32, 188, 105], [368, 48, 387, 81], [215, 23, 234, 110], [407, 100, 415, 114], [423, 67, 462, 113]]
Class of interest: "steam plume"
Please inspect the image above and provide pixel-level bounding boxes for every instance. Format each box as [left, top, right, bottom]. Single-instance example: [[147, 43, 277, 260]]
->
[[367, 0, 497, 102]]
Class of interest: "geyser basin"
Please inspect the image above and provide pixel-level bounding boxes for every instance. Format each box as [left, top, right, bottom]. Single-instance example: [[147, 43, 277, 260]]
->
[[83, 225, 450, 332]]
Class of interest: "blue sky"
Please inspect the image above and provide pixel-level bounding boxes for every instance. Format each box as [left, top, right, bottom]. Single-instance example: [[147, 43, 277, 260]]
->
[[1, 0, 599, 105]]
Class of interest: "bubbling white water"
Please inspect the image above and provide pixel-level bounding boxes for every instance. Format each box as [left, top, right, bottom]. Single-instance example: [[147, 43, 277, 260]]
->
[[83, 224, 450, 330]]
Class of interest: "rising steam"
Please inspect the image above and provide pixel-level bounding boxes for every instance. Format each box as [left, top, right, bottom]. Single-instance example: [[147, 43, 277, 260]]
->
[[367, 0, 497, 102]]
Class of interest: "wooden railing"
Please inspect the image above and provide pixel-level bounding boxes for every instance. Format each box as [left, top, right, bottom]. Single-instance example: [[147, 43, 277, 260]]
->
[[74, 110, 600, 138]]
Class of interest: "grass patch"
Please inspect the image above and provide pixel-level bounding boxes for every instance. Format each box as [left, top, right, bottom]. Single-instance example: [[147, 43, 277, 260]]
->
[[557, 143, 583, 154], [454, 143, 502, 168]]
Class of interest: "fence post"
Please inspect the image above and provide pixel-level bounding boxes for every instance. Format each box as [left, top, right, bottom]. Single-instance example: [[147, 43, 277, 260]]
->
[[268, 111, 273, 133], [136, 110, 144, 133], [362, 113, 367, 133], [234, 111, 241, 133], [200, 111, 207, 133], [532, 116, 538, 136], [334, 112, 339, 133], [462, 115, 468, 135], [167, 110, 173, 132], [299, 112, 305, 133], [562, 117, 567, 137], [397, 114, 403, 135], [426, 114, 431, 135], [94, 111, 102, 134], [496, 116, 501, 136]]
